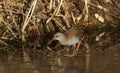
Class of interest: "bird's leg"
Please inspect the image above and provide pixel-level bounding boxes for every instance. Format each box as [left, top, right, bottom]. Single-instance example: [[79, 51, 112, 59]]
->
[[66, 47, 70, 55], [64, 45, 76, 57], [63, 46, 70, 56], [66, 47, 70, 53], [74, 37, 84, 55], [64, 37, 84, 57], [72, 44, 76, 56], [74, 41, 81, 55]]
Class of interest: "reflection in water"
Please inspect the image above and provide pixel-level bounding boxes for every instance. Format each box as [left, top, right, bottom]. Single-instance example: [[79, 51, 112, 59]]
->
[[0, 48, 85, 73], [63, 67, 79, 73], [0, 43, 120, 73], [52, 56, 85, 73]]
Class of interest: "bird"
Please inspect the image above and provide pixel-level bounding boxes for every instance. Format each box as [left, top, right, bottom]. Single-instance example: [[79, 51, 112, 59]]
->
[[48, 26, 85, 57]]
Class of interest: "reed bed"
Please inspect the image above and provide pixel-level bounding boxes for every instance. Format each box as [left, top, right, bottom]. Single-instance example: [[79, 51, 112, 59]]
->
[[0, 0, 120, 71]]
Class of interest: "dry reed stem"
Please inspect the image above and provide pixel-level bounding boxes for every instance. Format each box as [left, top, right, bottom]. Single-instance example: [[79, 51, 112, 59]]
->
[[2, 29, 9, 37], [112, 0, 120, 10], [21, 0, 37, 63], [49, 0, 53, 11], [84, 0, 89, 25], [85, 42, 90, 73], [84, 0, 90, 73], [0, 40, 9, 47], [0, 17, 17, 38], [9, 10, 18, 28], [46, 0, 63, 24], [71, 12, 76, 25], [47, 46, 56, 54], [21, 0, 37, 42], [53, 18, 66, 31], [77, 14, 83, 23], [61, 0, 71, 28], [57, 48, 66, 54]]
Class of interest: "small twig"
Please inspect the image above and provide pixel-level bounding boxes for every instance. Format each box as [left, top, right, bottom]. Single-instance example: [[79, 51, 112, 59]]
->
[[47, 46, 56, 54], [57, 48, 66, 54], [0, 18, 17, 38], [9, 7, 19, 31], [111, 0, 120, 10], [88, 2, 120, 20], [88, 2, 108, 12], [71, 12, 76, 25], [53, 18, 66, 31], [0, 40, 9, 47]]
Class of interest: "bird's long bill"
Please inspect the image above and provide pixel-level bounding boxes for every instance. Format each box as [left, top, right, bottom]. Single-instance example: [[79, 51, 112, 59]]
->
[[48, 38, 56, 44]]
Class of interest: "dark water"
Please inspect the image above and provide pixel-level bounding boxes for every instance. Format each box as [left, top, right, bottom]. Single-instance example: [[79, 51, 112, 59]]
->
[[0, 43, 120, 73]]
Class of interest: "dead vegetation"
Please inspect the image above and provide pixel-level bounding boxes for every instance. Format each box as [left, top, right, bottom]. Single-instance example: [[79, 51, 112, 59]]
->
[[0, 0, 120, 68]]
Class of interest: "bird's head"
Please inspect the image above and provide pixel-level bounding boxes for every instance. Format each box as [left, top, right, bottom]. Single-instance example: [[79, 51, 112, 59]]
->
[[48, 32, 64, 44]]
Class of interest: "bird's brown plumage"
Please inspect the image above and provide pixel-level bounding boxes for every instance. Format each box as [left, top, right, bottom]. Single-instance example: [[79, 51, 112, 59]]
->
[[64, 26, 85, 41]]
